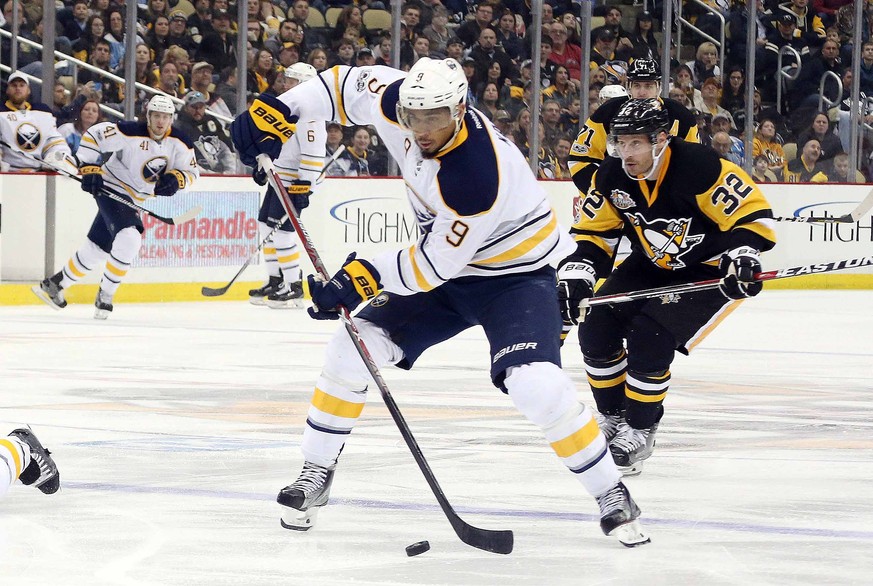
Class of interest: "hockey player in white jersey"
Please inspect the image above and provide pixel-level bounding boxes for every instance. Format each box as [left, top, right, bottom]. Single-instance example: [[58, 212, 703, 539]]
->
[[230, 58, 650, 546], [248, 63, 325, 308], [0, 428, 59, 498], [0, 72, 75, 173], [32, 94, 200, 319]]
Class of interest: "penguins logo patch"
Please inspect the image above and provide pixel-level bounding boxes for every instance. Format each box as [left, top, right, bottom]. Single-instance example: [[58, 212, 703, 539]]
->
[[627, 214, 703, 270], [16, 122, 41, 152], [141, 156, 169, 183]]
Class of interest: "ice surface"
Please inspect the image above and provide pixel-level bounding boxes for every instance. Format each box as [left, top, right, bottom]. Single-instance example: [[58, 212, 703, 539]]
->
[[1, 291, 871, 585]]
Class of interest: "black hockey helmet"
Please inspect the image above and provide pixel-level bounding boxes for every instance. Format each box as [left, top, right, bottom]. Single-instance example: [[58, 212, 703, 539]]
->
[[627, 58, 661, 82], [610, 98, 670, 137]]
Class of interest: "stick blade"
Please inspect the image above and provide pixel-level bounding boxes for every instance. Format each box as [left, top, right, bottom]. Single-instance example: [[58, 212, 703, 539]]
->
[[450, 516, 514, 554], [201, 285, 231, 297], [171, 205, 203, 225]]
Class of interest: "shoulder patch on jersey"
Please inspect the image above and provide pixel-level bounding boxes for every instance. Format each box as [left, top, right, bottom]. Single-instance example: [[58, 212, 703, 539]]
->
[[379, 79, 402, 124], [117, 121, 150, 138], [436, 110, 499, 217]]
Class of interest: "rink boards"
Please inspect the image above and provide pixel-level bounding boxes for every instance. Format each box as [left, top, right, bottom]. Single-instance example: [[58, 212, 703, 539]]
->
[[1, 173, 871, 305]]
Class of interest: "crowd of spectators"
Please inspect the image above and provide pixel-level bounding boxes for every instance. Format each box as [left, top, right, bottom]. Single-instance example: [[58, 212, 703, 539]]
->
[[2, 0, 872, 181]]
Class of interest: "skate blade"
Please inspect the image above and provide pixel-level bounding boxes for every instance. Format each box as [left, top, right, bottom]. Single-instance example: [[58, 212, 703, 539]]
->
[[279, 506, 319, 531], [94, 308, 111, 320], [31, 285, 64, 310], [266, 298, 304, 309], [618, 461, 644, 477], [609, 520, 651, 547], [249, 296, 268, 306]]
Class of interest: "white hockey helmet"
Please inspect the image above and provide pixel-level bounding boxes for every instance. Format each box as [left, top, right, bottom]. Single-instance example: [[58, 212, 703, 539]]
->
[[284, 62, 317, 83], [146, 94, 177, 115], [397, 57, 468, 131], [599, 83, 629, 104]]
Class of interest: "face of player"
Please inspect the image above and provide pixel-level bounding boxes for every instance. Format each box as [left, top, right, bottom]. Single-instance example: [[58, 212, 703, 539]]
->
[[403, 106, 458, 156], [148, 111, 173, 139], [6, 79, 30, 104], [628, 80, 658, 99], [285, 77, 301, 90], [613, 132, 665, 176]]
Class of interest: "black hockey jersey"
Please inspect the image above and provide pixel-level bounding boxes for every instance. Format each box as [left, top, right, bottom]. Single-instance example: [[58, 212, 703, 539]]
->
[[570, 138, 777, 277]]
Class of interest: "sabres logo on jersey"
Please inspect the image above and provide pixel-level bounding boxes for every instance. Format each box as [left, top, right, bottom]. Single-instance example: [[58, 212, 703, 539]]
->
[[16, 122, 41, 152], [627, 214, 704, 270], [141, 156, 169, 183]]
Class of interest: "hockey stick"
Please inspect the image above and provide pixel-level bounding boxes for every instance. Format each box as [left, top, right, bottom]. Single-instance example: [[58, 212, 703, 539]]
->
[[200, 145, 346, 297], [257, 154, 514, 555], [0, 139, 202, 225], [772, 186, 873, 223], [580, 254, 873, 309]]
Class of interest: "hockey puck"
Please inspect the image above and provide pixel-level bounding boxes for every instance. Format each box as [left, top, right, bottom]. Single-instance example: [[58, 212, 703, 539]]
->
[[405, 540, 430, 557]]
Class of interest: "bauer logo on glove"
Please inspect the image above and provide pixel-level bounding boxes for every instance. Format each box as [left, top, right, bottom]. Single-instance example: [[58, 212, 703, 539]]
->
[[307, 253, 381, 320]]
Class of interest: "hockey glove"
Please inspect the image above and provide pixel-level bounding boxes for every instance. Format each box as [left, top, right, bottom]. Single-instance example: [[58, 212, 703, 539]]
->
[[719, 246, 763, 299], [252, 165, 268, 186], [154, 170, 186, 197], [557, 260, 597, 326], [230, 95, 297, 166], [79, 165, 103, 195], [307, 253, 381, 320], [289, 180, 312, 212]]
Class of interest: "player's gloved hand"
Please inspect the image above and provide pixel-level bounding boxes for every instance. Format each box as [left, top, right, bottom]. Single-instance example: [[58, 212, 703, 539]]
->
[[289, 180, 312, 212], [719, 246, 763, 299], [230, 96, 297, 166], [557, 260, 597, 326], [307, 253, 381, 320], [79, 165, 103, 195], [154, 170, 186, 196], [252, 165, 268, 186]]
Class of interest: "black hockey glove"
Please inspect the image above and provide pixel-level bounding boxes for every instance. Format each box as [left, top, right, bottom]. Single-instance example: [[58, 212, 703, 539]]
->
[[79, 165, 103, 195], [154, 170, 186, 197], [719, 246, 763, 299], [307, 253, 381, 320], [557, 260, 597, 326], [252, 165, 268, 186], [289, 180, 312, 212]]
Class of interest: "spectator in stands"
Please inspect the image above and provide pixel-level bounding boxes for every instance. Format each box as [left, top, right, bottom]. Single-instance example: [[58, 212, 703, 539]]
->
[[76, 39, 123, 106], [331, 39, 357, 67], [511, 106, 531, 146], [811, 151, 862, 182], [813, 0, 852, 24], [103, 7, 126, 70], [187, 0, 212, 44], [254, 0, 281, 36], [591, 6, 632, 59], [71, 15, 105, 63], [695, 78, 735, 127], [356, 47, 376, 67], [541, 98, 563, 148], [537, 37, 558, 88], [324, 121, 345, 176], [712, 130, 746, 166], [726, 0, 768, 69], [554, 134, 572, 178], [772, 0, 826, 47], [140, 0, 169, 29], [721, 66, 746, 115], [757, 12, 809, 103], [145, 15, 172, 64], [542, 65, 576, 110], [248, 48, 275, 94], [493, 109, 512, 136], [341, 126, 373, 176], [477, 81, 503, 121], [154, 60, 181, 97], [375, 36, 393, 66], [686, 41, 721, 87], [160, 46, 192, 92], [287, 0, 310, 29], [671, 64, 702, 107], [753, 118, 788, 176], [752, 154, 779, 182], [62, 0, 90, 42], [796, 111, 843, 163], [189, 61, 232, 120], [481, 60, 510, 100], [589, 29, 617, 72], [789, 38, 841, 111], [457, 2, 494, 47], [308, 47, 329, 71], [266, 19, 298, 58], [562, 13, 583, 48], [58, 99, 101, 154], [176, 91, 236, 174], [422, 6, 451, 57], [496, 9, 525, 62], [625, 11, 659, 63], [668, 85, 692, 110], [505, 79, 531, 118], [469, 28, 514, 89], [859, 41, 873, 94], [167, 10, 198, 57], [785, 137, 826, 181], [214, 66, 239, 115], [559, 96, 580, 135], [401, 3, 423, 36], [461, 57, 479, 106], [196, 9, 237, 73], [548, 21, 582, 81]]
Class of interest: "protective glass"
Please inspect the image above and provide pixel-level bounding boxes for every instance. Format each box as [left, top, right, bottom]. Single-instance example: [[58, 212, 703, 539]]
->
[[397, 105, 454, 133], [606, 134, 652, 158]]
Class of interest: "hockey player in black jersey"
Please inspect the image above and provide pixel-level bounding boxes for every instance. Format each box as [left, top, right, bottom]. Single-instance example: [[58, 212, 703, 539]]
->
[[558, 99, 777, 475], [568, 59, 699, 198]]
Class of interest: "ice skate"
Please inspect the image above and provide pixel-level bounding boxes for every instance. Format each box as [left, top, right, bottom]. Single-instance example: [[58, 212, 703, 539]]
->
[[596, 481, 649, 547], [249, 275, 283, 306], [9, 428, 60, 494], [266, 281, 305, 309], [94, 289, 114, 320], [610, 421, 658, 477], [277, 462, 335, 531], [31, 272, 67, 310], [594, 411, 623, 443]]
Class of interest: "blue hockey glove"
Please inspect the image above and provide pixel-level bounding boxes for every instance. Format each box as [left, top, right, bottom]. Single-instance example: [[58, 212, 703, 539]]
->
[[719, 246, 763, 299], [307, 253, 381, 320], [288, 180, 312, 212], [79, 165, 103, 195], [230, 95, 297, 166], [154, 170, 186, 197], [557, 260, 597, 326]]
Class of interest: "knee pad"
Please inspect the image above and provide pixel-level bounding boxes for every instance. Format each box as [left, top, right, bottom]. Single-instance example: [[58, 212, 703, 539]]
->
[[321, 319, 404, 387], [627, 315, 676, 372], [504, 362, 579, 429], [111, 226, 142, 261]]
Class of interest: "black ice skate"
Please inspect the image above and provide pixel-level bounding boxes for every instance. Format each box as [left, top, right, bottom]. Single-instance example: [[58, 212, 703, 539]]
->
[[9, 428, 60, 494], [594, 411, 624, 443], [266, 281, 305, 309], [609, 421, 658, 477], [277, 462, 335, 531], [596, 481, 649, 547], [31, 272, 67, 310], [94, 289, 114, 320], [249, 275, 283, 306]]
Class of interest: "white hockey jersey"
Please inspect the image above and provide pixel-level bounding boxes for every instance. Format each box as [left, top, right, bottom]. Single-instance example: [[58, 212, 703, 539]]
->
[[274, 65, 575, 295], [0, 101, 71, 171], [77, 121, 200, 202], [274, 119, 326, 191]]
